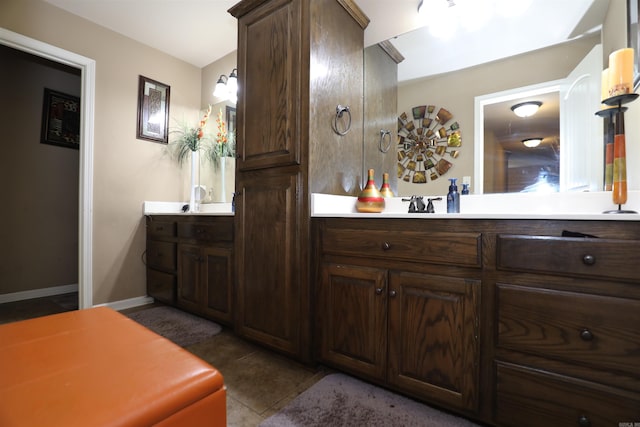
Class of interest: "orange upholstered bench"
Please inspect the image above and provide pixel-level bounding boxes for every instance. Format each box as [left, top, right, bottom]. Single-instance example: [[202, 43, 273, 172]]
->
[[0, 306, 226, 427]]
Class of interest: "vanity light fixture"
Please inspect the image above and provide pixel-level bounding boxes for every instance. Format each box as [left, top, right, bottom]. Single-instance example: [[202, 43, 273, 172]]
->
[[511, 101, 542, 118], [522, 137, 543, 148], [213, 68, 238, 103]]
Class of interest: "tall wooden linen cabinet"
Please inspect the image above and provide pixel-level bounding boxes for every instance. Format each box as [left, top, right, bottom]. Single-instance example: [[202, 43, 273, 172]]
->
[[229, 0, 378, 362]]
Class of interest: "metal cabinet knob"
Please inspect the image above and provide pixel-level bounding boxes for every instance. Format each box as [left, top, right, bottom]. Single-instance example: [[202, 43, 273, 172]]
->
[[389, 290, 397, 297], [382, 242, 391, 251], [578, 415, 591, 427], [580, 329, 594, 341], [375, 287, 384, 295], [582, 254, 596, 265]]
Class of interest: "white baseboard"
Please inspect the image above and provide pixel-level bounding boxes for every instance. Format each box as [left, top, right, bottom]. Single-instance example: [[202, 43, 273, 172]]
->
[[95, 295, 155, 311], [0, 284, 78, 304]]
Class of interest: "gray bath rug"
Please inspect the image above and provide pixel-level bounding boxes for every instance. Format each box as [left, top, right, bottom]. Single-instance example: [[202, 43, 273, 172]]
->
[[260, 373, 481, 427], [125, 306, 222, 347]]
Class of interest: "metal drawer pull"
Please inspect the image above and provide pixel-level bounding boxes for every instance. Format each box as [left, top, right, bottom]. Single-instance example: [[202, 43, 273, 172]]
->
[[578, 415, 590, 427], [580, 329, 594, 341], [582, 254, 596, 265], [382, 242, 391, 251]]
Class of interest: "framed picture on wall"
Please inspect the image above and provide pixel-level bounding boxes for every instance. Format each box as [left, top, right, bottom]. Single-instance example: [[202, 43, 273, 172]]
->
[[136, 75, 170, 144], [40, 88, 80, 149], [629, 0, 640, 90]]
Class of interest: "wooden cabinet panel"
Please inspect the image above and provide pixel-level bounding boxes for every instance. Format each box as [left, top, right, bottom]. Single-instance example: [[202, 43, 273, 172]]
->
[[177, 243, 200, 313], [235, 170, 305, 357], [147, 220, 176, 238], [388, 271, 480, 411], [322, 227, 482, 268], [177, 222, 233, 242], [146, 240, 177, 271], [146, 217, 178, 304], [497, 234, 640, 281], [146, 269, 176, 305], [318, 263, 387, 381], [202, 246, 233, 324], [496, 362, 640, 427], [235, 0, 302, 171], [497, 284, 640, 377]]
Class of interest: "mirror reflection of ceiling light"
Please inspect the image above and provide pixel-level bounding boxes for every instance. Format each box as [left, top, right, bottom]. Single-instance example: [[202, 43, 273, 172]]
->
[[511, 101, 542, 117], [522, 137, 543, 148]]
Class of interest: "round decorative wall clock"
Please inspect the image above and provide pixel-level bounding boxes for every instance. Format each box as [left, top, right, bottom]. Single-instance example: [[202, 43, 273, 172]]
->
[[397, 104, 461, 184]]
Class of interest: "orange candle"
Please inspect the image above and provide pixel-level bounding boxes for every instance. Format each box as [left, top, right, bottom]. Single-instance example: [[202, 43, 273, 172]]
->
[[608, 48, 634, 97]]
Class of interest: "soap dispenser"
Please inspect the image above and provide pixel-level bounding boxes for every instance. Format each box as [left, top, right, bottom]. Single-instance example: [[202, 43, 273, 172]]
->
[[447, 178, 460, 213]]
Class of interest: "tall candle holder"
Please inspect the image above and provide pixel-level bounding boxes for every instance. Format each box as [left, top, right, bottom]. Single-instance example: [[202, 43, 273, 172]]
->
[[595, 107, 618, 191], [598, 93, 638, 213]]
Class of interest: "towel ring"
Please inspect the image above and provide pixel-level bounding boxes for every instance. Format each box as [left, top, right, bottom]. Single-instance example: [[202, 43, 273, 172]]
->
[[333, 105, 351, 136], [379, 129, 392, 153]]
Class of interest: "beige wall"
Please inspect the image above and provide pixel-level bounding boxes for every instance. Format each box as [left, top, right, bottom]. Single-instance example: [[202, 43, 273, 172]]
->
[[0, 0, 202, 305]]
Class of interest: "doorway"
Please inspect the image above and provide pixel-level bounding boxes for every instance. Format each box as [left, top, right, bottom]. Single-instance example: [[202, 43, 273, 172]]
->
[[0, 27, 95, 309]]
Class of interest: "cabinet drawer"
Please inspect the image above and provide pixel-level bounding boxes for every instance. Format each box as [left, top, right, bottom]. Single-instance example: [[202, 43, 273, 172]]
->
[[147, 269, 176, 304], [496, 362, 640, 427], [177, 222, 233, 242], [497, 284, 640, 377], [146, 220, 176, 238], [146, 240, 177, 270], [497, 234, 640, 281], [322, 227, 481, 268]]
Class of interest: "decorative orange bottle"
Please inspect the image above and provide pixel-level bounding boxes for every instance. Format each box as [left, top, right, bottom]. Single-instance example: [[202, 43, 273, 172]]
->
[[356, 169, 385, 213], [379, 172, 394, 198]]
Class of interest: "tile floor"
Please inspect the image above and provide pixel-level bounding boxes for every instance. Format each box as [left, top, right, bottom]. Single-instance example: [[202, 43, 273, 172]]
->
[[0, 294, 327, 426]]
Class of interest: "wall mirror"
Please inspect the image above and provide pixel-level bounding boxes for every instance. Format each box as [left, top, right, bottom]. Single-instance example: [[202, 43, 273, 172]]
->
[[385, 0, 619, 195]]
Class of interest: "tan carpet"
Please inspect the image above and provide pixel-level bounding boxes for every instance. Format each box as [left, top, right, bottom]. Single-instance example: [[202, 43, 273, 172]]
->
[[260, 373, 482, 427], [125, 306, 222, 347]]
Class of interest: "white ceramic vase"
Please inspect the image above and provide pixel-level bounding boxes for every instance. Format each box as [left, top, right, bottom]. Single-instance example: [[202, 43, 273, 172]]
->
[[189, 150, 199, 212]]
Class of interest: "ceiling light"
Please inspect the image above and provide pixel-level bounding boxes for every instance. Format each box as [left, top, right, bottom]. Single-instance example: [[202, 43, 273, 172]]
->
[[511, 101, 542, 118], [522, 137, 543, 148]]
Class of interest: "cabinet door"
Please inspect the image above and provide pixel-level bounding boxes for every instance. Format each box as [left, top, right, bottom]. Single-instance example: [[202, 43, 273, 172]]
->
[[201, 246, 233, 325], [177, 243, 201, 313], [318, 263, 388, 381], [235, 0, 302, 171], [235, 169, 306, 358], [388, 271, 480, 411]]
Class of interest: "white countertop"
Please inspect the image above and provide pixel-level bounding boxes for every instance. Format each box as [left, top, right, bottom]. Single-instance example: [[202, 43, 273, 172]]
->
[[311, 192, 640, 221], [143, 201, 233, 216]]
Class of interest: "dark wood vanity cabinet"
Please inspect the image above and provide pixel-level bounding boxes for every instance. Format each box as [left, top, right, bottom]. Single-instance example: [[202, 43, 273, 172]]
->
[[145, 215, 234, 326], [314, 218, 482, 414], [493, 232, 640, 426], [313, 217, 640, 425]]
